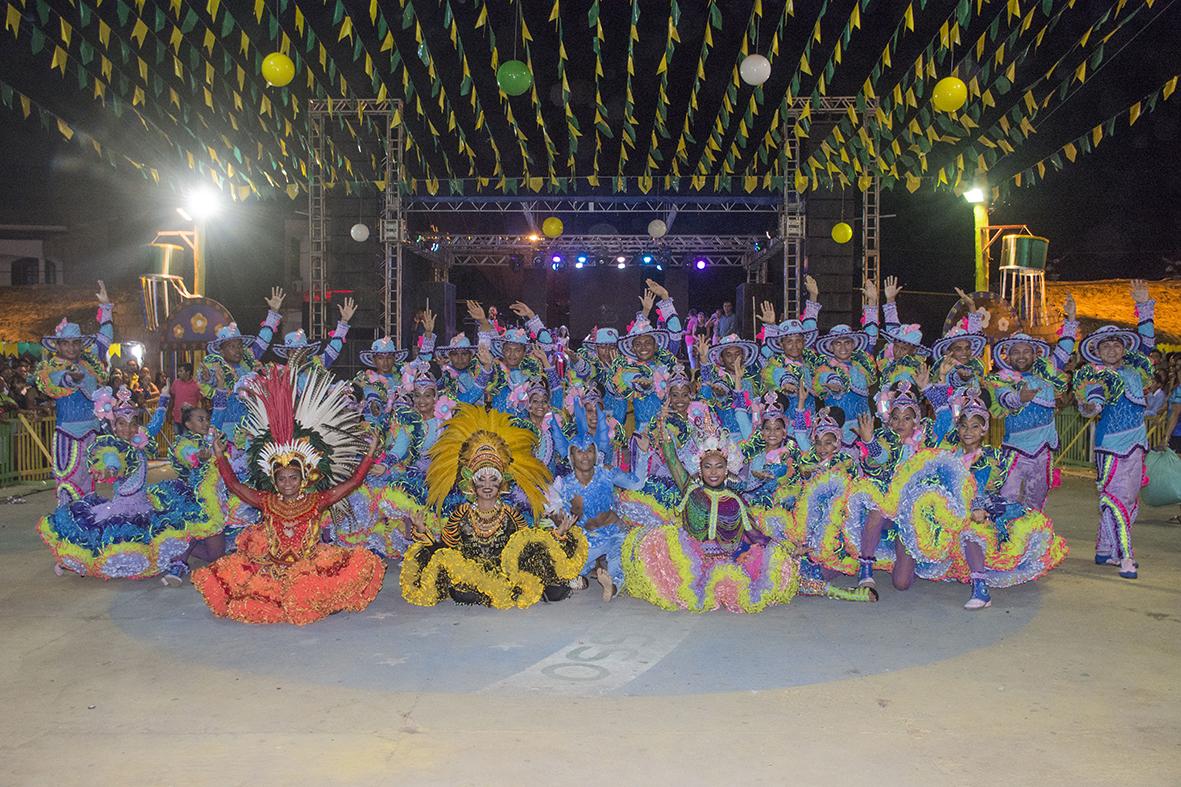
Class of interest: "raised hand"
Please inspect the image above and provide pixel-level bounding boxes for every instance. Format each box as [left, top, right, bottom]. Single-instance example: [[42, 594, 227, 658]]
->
[[854, 412, 876, 443], [884, 275, 903, 303], [862, 277, 880, 307], [159, 381, 171, 399], [804, 274, 819, 301], [530, 344, 550, 368], [367, 432, 381, 456], [639, 288, 656, 317], [914, 361, 931, 390], [758, 300, 777, 325], [1131, 279, 1150, 304], [797, 380, 808, 409], [1063, 293, 1077, 322], [421, 305, 436, 334], [954, 287, 975, 310], [409, 511, 428, 538], [476, 343, 495, 368], [95, 280, 110, 305], [645, 278, 669, 302], [338, 296, 358, 323], [465, 300, 487, 324], [509, 301, 535, 320], [265, 286, 287, 311], [212, 433, 226, 458]]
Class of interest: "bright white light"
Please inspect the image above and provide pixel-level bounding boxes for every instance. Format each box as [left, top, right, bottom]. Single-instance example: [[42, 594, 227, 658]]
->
[[175, 207, 193, 222], [963, 187, 985, 204], [616, 255, 626, 263], [616, 261, 626, 269], [186, 187, 222, 220]]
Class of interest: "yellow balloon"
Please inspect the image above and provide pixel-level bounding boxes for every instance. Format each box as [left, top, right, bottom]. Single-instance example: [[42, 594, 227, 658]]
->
[[831, 222, 853, 244], [261, 52, 296, 88], [541, 216, 564, 238], [932, 76, 968, 113]]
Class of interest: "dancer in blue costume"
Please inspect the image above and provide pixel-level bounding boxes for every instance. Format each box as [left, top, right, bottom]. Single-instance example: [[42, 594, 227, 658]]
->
[[739, 391, 806, 511], [464, 299, 558, 412], [878, 276, 931, 388], [271, 296, 358, 387], [34, 280, 113, 505], [37, 385, 214, 580], [930, 288, 990, 390], [569, 327, 629, 423], [938, 389, 1068, 610], [986, 293, 1079, 509], [699, 334, 761, 436], [509, 377, 565, 473], [812, 277, 882, 446], [611, 279, 684, 431], [352, 336, 407, 429], [1073, 279, 1156, 579], [433, 332, 491, 405], [158, 403, 229, 586], [555, 383, 627, 468], [197, 285, 285, 440], [759, 274, 821, 409], [551, 401, 651, 601]]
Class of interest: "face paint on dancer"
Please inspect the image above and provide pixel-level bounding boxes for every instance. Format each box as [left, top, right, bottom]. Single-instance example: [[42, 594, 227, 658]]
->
[[632, 335, 657, 362], [700, 452, 729, 488], [472, 468, 503, 503], [448, 349, 473, 371]]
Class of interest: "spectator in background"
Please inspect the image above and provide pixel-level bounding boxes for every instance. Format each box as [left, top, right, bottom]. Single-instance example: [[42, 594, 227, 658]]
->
[[170, 363, 201, 433], [487, 305, 504, 334], [138, 365, 161, 403], [714, 300, 737, 341]]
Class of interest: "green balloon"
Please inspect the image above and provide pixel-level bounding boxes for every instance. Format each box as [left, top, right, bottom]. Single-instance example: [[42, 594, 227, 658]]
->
[[496, 60, 532, 97]]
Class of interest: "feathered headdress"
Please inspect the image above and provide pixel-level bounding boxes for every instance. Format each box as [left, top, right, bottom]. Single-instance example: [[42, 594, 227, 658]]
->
[[425, 404, 552, 518], [240, 365, 366, 492]]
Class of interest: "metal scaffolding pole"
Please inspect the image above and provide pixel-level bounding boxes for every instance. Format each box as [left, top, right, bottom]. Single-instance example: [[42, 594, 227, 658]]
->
[[307, 112, 328, 340]]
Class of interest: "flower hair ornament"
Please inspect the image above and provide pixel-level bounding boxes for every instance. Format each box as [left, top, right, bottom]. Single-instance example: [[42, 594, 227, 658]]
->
[[874, 380, 922, 419], [682, 407, 744, 479], [398, 361, 438, 401], [951, 387, 990, 424], [810, 407, 844, 442], [508, 378, 548, 411]]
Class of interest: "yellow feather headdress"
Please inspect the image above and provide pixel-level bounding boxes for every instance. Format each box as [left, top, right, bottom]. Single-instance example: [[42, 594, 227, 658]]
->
[[425, 404, 551, 519]]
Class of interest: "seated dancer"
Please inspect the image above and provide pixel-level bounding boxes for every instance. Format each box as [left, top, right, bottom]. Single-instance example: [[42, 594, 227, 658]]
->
[[612, 279, 683, 431], [551, 401, 650, 601], [510, 376, 565, 474], [812, 277, 882, 447], [930, 287, 989, 390], [38, 384, 215, 580], [879, 276, 930, 388], [621, 407, 799, 613], [35, 280, 113, 505], [1073, 279, 1155, 579], [271, 297, 358, 382], [759, 277, 822, 409], [740, 391, 805, 510], [700, 333, 761, 437], [197, 286, 285, 439], [986, 294, 1079, 509], [400, 405, 589, 608], [158, 403, 228, 586], [555, 382, 628, 468], [353, 336, 408, 429], [192, 367, 385, 625], [569, 327, 628, 423], [466, 300, 557, 413], [939, 389, 1067, 610]]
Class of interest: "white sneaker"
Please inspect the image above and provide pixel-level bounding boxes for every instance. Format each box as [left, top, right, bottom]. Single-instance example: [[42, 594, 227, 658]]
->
[[963, 596, 992, 610], [568, 576, 589, 591], [161, 574, 183, 588]]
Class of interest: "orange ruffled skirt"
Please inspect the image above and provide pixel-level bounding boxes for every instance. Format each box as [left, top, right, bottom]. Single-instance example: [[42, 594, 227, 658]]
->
[[192, 525, 385, 625]]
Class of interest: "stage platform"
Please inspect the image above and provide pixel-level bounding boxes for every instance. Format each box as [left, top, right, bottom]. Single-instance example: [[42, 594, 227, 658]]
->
[[1, 474, 1178, 785]]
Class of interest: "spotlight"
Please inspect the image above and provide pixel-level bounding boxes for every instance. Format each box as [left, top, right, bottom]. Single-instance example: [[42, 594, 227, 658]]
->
[[574, 260, 585, 269], [551, 254, 563, 264], [963, 187, 986, 204], [616, 255, 627, 264], [641, 253, 654, 264], [185, 187, 221, 221], [576, 253, 589, 264], [656, 264, 663, 271], [616, 261, 626, 269], [695, 258, 707, 270]]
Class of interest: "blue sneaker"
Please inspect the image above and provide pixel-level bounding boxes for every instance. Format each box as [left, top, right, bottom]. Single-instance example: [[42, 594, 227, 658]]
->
[[964, 579, 991, 610], [857, 559, 876, 588], [1094, 553, 1113, 565], [160, 561, 190, 587], [1118, 557, 1138, 579]]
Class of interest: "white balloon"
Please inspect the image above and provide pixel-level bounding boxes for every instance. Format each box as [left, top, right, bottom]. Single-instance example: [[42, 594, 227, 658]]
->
[[740, 54, 771, 86], [350, 222, 370, 242], [647, 219, 668, 238]]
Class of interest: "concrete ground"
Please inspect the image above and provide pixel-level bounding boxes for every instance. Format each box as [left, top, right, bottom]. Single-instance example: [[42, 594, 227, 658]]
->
[[0, 472, 1178, 786]]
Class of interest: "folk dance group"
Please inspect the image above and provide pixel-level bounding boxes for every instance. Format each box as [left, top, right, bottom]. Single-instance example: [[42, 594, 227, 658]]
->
[[33, 275, 1158, 624]]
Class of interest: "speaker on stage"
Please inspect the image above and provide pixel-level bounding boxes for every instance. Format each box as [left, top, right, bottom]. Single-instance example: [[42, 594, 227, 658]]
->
[[419, 281, 457, 345], [736, 282, 778, 337]]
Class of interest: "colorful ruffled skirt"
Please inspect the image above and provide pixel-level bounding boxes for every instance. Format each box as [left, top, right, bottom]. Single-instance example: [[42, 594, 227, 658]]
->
[[192, 526, 386, 625], [37, 479, 218, 580], [400, 526, 589, 609], [621, 526, 799, 613], [952, 500, 1068, 587]]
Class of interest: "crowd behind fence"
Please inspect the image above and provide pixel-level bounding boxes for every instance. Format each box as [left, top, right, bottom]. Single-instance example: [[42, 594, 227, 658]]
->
[[0, 409, 1172, 489]]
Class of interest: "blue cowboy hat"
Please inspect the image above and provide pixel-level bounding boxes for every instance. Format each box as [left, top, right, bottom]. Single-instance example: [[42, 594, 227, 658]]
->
[[492, 327, 531, 358], [763, 318, 818, 352], [707, 334, 760, 369], [206, 322, 258, 355], [1079, 326, 1141, 365], [271, 329, 323, 360], [359, 336, 409, 368], [992, 332, 1051, 371], [41, 318, 96, 353], [583, 327, 620, 348], [814, 324, 870, 356], [437, 334, 475, 355], [931, 328, 987, 361], [617, 319, 670, 359]]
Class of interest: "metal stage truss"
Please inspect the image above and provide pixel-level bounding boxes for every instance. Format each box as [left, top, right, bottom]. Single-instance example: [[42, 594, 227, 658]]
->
[[411, 234, 772, 269], [307, 98, 405, 343], [404, 195, 793, 214]]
